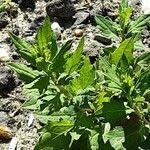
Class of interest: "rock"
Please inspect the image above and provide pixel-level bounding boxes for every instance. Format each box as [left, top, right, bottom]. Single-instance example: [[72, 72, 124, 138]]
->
[[74, 11, 90, 25], [0, 66, 16, 95], [0, 112, 9, 125], [46, 0, 76, 18], [141, 0, 150, 14], [6, 2, 18, 18], [19, 0, 36, 11], [84, 40, 101, 57], [51, 21, 61, 39], [0, 48, 10, 62], [74, 29, 84, 37], [0, 12, 9, 29], [94, 34, 112, 45]]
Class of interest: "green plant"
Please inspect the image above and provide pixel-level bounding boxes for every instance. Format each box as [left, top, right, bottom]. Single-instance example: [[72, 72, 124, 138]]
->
[[95, 0, 150, 50], [9, 1, 150, 149], [0, 0, 11, 12]]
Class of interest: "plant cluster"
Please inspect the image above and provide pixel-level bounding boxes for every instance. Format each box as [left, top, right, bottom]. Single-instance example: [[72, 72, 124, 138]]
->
[[0, 0, 11, 12], [9, 0, 150, 149]]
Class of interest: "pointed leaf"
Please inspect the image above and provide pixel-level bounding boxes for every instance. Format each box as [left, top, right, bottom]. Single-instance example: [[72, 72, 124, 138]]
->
[[36, 16, 53, 50], [111, 38, 134, 65], [128, 14, 150, 33], [71, 56, 95, 92], [65, 37, 84, 74], [8, 63, 38, 83], [9, 32, 35, 64], [103, 127, 125, 150], [95, 15, 120, 40], [52, 40, 72, 73]]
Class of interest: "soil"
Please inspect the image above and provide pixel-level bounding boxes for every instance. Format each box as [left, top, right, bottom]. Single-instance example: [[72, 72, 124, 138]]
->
[[0, 0, 149, 149]]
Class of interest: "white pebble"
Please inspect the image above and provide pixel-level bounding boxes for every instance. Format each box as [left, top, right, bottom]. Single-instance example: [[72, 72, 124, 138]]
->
[[27, 113, 34, 127], [141, 0, 150, 14], [51, 22, 61, 39], [8, 137, 18, 150], [0, 48, 10, 62]]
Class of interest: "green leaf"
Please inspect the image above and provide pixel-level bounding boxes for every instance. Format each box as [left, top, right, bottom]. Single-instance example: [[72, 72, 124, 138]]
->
[[35, 106, 76, 124], [24, 75, 49, 94], [65, 37, 84, 74], [103, 127, 125, 150], [52, 40, 72, 73], [102, 99, 126, 127], [34, 132, 71, 150], [95, 15, 120, 40], [9, 32, 35, 64], [119, 7, 132, 28], [71, 56, 95, 92], [120, 0, 128, 10], [99, 57, 122, 93], [128, 14, 150, 33], [111, 38, 134, 65], [22, 89, 40, 110], [47, 120, 74, 138], [50, 36, 58, 60], [135, 52, 150, 65], [89, 130, 100, 150], [36, 16, 53, 50], [8, 63, 38, 83]]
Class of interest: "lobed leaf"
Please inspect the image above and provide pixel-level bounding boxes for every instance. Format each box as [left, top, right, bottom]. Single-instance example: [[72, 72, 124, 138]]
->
[[8, 63, 38, 83], [95, 15, 120, 40], [9, 32, 35, 64], [128, 14, 150, 33], [71, 56, 95, 93], [111, 38, 134, 66], [65, 37, 84, 74]]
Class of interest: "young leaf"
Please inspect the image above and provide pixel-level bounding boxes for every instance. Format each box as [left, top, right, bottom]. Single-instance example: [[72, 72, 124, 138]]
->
[[9, 32, 35, 64], [52, 40, 72, 73], [8, 63, 38, 83], [128, 14, 150, 33], [111, 38, 134, 66], [36, 16, 53, 50], [71, 56, 95, 92], [65, 37, 84, 74], [119, 7, 132, 28], [95, 15, 120, 40]]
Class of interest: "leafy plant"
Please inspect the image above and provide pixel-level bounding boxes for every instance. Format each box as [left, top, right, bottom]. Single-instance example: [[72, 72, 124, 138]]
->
[[8, 0, 150, 149], [0, 0, 11, 12], [95, 0, 150, 49]]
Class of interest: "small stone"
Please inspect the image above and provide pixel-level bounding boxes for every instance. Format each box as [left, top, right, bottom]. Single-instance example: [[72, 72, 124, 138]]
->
[[19, 0, 36, 11], [0, 66, 16, 95], [94, 34, 112, 45], [51, 21, 61, 39], [74, 11, 90, 25], [0, 12, 9, 29], [46, 0, 76, 18], [74, 29, 84, 37], [0, 48, 10, 62], [141, 0, 150, 14], [0, 125, 13, 141]]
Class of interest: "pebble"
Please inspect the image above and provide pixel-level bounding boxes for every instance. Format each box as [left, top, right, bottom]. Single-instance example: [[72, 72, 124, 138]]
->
[[0, 48, 10, 62], [141, 0, 150, 14], [74, 29, 84, 37], [51, 21, 61, 39]]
